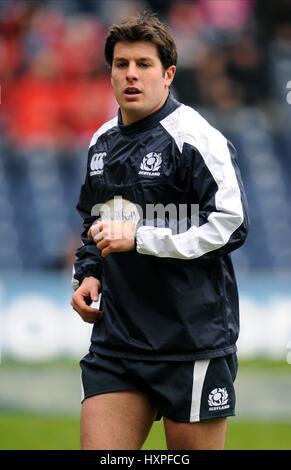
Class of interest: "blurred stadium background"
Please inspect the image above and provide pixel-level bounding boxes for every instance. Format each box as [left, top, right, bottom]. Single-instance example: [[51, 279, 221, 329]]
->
[[0, 0, 291, 449]]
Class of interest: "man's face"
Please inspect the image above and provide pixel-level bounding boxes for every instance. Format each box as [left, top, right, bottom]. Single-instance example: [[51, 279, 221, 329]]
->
[[111, 41, 176, 125]]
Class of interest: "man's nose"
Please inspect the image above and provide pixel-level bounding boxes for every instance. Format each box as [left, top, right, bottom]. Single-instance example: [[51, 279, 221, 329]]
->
[[126, 62, 138, 81]]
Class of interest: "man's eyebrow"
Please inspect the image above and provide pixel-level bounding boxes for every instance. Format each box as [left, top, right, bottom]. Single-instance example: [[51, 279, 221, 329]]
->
[[113, 56, 154, 62], [137, 57, 154, 61]]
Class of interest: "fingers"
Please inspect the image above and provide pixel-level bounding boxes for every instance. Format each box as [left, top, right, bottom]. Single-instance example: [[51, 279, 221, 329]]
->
[[90, 221, 122, 243], [101, 246, 112, 257], [75, 309, 102, 324], [71, 293, 102, 323], [88, 222, 103, 242], [96, 238, 110, 250], [94, 231, 104, 243], [71, 302, 102, 323], [90, 285, 99, 303], [88, 221, 136, 256], [71, 295, 98, 315], [87, 227, 93, 241]]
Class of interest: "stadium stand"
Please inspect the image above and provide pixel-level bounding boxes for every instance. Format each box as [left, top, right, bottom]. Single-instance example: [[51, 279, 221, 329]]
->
[[0, 0, 290, 273]]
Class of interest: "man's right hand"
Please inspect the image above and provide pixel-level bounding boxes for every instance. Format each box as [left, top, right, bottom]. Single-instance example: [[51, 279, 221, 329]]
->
[[71, 276, 102, 324]]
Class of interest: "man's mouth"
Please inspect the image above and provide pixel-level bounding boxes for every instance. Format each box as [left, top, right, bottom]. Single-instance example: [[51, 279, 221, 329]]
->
[[124, 87, 142, 96]]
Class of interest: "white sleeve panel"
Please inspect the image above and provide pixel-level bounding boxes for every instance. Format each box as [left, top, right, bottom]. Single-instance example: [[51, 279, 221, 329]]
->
[[88, 116, 118, 149], [136, 105, 244, 259]]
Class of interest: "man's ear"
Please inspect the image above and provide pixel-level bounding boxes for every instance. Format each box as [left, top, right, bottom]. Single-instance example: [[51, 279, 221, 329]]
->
[[165, 65, 176, 88]]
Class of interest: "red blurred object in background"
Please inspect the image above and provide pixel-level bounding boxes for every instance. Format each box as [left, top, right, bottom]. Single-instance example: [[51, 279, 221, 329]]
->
[[5, 74, 116, 148]]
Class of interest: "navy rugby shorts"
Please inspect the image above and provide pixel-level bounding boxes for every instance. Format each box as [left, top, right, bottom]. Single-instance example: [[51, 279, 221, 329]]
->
[[80, 351, 237, 423]]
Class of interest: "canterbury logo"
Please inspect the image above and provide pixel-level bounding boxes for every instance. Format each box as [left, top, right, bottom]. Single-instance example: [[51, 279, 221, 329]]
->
[[90, 152, 106, 176], [139, 152, 162, 176]]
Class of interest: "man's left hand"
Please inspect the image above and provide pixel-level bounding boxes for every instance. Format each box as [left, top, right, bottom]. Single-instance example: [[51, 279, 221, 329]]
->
[[88, 221, 136, 257]]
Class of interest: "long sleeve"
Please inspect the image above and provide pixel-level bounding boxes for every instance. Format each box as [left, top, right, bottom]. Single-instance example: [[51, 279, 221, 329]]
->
[[72, 171, 103, 290], [136, 110, 249, 260]]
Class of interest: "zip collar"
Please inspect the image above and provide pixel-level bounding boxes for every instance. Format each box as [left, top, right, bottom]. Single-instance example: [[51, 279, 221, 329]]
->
[[118, 93, 181, 134]]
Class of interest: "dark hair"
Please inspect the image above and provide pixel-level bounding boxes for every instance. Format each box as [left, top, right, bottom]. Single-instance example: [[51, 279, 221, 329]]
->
[[104, 11, 177, 70]]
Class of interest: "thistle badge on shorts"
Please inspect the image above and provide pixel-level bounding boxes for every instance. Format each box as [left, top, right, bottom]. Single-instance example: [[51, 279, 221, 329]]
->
[[139, 152, 162, 176], [208, 387, 230, 411]]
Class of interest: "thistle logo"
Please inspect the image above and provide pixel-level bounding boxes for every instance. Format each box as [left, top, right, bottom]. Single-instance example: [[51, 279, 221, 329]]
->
[[208, 388, 230, 411], [139, 152, 162, 176], [90, 152, 106, 176]]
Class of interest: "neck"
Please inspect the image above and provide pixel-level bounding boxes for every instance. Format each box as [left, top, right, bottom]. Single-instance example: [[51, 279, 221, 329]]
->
[[121, 93, 169, 125]]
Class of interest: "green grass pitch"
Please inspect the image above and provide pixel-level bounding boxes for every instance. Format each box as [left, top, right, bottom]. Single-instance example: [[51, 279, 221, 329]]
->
[[0, 413, 291, 450]]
